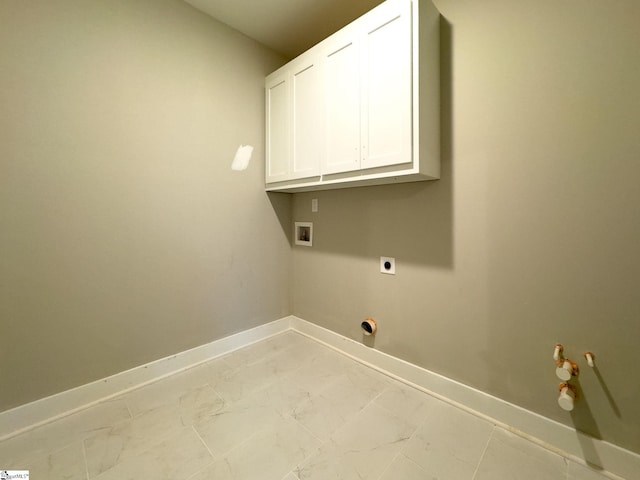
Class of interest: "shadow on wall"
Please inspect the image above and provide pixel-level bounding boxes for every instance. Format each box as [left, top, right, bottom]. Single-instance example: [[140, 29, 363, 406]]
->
[[569, 367, 629, 471], [570, 378, 604, 471], [290, 16, 455, 269], [267, 191, 293, 246]]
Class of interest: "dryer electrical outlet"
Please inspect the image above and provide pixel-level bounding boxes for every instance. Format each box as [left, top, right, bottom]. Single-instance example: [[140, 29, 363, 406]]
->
[[380, 256, 395, 275]]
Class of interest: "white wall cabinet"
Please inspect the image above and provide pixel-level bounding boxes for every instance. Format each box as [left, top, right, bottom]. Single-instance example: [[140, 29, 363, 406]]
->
[[265, 0, 440, 192], [322, 28, 361, 175], [360, 0, 412, 171], [265, 55, 322, 183]]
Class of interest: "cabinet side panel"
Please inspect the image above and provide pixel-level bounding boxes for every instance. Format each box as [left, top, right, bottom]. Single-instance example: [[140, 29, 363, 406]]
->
[[415, 0, 440, 178]]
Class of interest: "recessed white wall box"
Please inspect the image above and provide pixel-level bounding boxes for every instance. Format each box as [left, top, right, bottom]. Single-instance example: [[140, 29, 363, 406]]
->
[[380, 256, 395, 274], [295, 222, 313, 246], [311, 198, 318, 212]]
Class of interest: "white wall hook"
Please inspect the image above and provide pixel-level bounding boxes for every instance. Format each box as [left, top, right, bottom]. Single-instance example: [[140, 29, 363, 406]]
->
[[584, 352, 595, 368], [553, 344, 564, 362]]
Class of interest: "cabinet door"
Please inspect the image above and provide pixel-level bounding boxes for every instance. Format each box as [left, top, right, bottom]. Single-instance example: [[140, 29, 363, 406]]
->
[[360, 0, 412, 170], [322, 29, 361, 175], [265, 72, 290, 183], [290, 56, 322, 179]]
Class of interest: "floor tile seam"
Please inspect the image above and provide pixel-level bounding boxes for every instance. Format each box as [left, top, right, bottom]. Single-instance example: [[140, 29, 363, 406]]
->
[[196, 387, 268, 420], [206, 380, 235, 407], [215, 362, 288, 399], [226, 346, 289, 370], [121, 373, 224, 411], [194, 410, 284, 461], [219, 355, 236, 371], [184, 385, 228, 421], [359, 384, 430, 430], [82, 437, 91, 480], [191, 424, 216, 462], [327, 400, 414, 457], [282, 411, 327, 447], [83, 405, 185, 452], [238, 378, 308, 416], [381, 392, 435, 449], [122, 396, 134, 422], [375, 448, 407, 480], [184, 458, 216, 480], [13, 437, 97, 470], [0, 442, 47, 468], [304, 374, 382, 408], [292, 439, 331, 480], [86, 423, 198, 479], [314, 392, 383, 444], [274, 415, 329, 472], [290, 329, 375, 369], [471, 424, 496, 480], [292, 376, 400, 444], [400, 454, 431, 476], [291, 331, 426, 398], [395, 407, 489, 479], [283, 365, 346, 398], [206, 366, 284, 405]]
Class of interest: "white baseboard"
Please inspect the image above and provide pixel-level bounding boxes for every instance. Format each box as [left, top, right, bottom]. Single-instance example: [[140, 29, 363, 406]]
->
[[289, 316, 640, 480], [2, 314, 638, 479], [0, 317, 290, 441]]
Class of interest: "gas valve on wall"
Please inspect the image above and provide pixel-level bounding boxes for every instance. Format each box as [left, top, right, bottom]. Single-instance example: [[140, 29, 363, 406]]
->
[[551, 344, 598, 412], [552, 344, 587, 412]]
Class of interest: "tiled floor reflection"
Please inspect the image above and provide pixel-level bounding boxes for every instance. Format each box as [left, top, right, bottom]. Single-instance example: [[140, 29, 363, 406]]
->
[[0, 331, 616, 479]]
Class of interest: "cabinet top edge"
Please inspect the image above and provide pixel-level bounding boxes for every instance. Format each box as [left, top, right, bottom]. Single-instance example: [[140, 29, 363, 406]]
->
[[266, 0, 439, 81]]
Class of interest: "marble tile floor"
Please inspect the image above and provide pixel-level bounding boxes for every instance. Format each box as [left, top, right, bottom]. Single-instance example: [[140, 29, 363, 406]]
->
[[0, 331, 617, 479]]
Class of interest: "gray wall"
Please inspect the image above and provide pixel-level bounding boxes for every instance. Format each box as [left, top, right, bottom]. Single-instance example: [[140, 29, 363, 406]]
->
[[292, 0, 640, 454], [0, 0, 289, 411]]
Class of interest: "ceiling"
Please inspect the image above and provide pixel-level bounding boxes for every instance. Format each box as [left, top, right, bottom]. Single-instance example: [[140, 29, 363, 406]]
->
[[183, 0, 385, 59]]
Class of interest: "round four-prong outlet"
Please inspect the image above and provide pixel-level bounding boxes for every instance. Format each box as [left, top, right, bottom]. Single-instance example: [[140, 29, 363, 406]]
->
[[380, 256, 396, 275]]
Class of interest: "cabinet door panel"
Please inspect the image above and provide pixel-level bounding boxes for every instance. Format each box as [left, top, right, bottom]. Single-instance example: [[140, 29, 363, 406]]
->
[[265, 74, 290, 182], [322, 33, 361, 175], [361, 0, 412, 170], [291, 58, 322, 179]]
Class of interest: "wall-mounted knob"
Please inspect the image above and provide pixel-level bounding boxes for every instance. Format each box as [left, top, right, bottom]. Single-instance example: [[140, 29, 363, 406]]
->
[[556, 359, 579, 381], [553, 344, 564, 362], [558, 383, 577, 411]]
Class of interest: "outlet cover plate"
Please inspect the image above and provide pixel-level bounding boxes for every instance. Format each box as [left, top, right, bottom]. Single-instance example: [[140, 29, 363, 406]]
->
[[380, 256, 395, 275]]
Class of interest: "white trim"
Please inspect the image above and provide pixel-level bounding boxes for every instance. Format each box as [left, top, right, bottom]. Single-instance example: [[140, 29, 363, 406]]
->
[[0, 317, 291, 441], [289, 316, 640, 480]]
